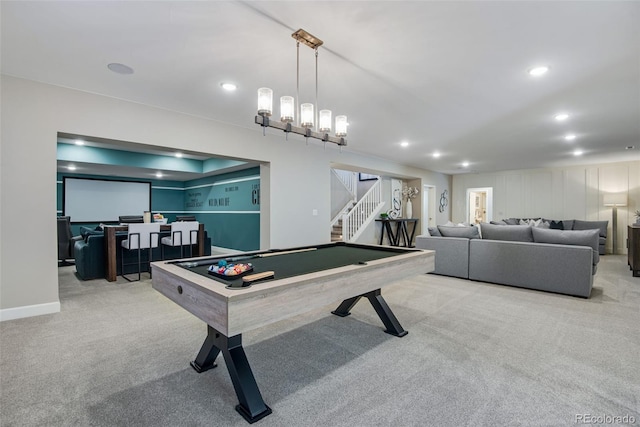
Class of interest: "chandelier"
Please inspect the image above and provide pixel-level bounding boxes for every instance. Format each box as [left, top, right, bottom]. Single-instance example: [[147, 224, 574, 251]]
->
[[255, 29, 348, 147]]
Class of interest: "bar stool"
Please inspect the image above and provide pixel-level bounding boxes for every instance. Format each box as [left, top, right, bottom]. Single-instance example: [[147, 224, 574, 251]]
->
[[161, 221, 199, 259], [121, 223, 160, 281]]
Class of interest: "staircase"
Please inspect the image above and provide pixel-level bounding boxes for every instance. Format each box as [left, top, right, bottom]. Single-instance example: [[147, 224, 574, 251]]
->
[[330, 174, 385, 242], [331, 203, 353, 242], [330, 169, 357, 242]]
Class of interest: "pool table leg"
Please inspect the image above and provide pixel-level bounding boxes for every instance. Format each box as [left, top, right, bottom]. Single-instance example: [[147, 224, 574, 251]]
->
[[332, 289, 408, 337], [191, 325, 272, 424]]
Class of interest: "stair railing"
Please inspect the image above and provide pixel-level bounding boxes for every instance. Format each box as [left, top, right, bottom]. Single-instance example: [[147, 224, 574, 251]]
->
[[342, 179, 384, 242], [332, 169, 357, 201], [330, 200, 354, 227]]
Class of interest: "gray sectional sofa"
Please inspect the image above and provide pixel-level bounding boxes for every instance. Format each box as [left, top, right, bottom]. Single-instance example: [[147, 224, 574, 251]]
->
[[415, 223, 601, 298]]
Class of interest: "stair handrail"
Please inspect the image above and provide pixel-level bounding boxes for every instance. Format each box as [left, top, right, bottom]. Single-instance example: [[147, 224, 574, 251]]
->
[[332, 169, 357, 200], [342, 179, 383, 242], [330, 200, 354, 227]]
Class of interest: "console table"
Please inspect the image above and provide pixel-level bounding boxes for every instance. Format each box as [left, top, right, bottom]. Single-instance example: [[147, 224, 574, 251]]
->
[[376, 218, 419, 247], [628, 225, 640, 277]]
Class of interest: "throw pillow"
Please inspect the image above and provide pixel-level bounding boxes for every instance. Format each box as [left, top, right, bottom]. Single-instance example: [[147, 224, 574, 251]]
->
[[437, 225, 480, 239], [504, 218, 520, 225], [490, 220, 507, 225], [480, 223, 534, 242], [561, 220, 574, 230], [428, 227, 442, 237], [549, 220, 564, 230]]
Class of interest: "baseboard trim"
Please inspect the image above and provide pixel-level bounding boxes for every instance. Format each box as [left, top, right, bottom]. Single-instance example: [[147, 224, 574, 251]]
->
[[0, 301, 61, 322]]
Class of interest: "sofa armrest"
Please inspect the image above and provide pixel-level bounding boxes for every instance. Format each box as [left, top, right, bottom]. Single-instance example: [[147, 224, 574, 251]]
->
[[74, 235, 105, 280], [415, 235, 470, 279]]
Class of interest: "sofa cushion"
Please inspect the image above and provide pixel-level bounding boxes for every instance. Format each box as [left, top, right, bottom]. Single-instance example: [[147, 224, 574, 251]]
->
[[480, 223, 534, 242], [531, 227, 599, 265], [428, 226, 442, 237], [572, 220, 608, 238], [562, 219, 574, 230], [437, 225, 480, 239]]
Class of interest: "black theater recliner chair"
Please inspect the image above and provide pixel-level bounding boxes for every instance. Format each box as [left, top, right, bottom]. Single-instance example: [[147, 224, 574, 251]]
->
[[57, 216, 82, 265]]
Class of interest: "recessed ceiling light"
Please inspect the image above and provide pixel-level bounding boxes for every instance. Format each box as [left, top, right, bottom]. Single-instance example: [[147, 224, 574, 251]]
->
[[175, 152, 183, 158], [573, 149, 583, 156], [221, 82, 237, 91], [554, 113, 569, 121], [156, 172, 163, 178], [432, 151, 441, 158], [107, 63, 134, 75], [67, 165, 76, 171], [462, 161, 470, 167], [529, 66, 549, 76], [400, 141, 409, 147], [75, 139, 85, 146], [564, 134, 577, 141]]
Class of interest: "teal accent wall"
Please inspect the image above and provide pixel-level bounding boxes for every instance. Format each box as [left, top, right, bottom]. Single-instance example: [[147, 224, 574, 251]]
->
[[57, 168, 260, 250], [180, 167, 260, 250]]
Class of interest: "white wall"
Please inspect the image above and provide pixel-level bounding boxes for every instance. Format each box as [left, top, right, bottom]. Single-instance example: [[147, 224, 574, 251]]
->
[[0, 75, 451, 319], [452, 161, 640, 254]]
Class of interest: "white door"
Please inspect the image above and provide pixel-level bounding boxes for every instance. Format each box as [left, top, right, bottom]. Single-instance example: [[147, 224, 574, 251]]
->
[[422, 185, 436, 234], [466, 187, 493, 224]]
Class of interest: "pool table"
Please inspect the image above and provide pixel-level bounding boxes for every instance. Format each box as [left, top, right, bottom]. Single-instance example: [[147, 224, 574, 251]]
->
[[151, 242, 434, 423]]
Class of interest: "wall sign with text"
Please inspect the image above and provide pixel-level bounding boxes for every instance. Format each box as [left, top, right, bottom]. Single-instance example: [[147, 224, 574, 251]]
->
[[184, 178, 260, 212]]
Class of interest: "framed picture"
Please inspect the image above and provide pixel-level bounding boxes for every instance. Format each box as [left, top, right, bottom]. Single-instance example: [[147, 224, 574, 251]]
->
[[359, 173, 379, 181]]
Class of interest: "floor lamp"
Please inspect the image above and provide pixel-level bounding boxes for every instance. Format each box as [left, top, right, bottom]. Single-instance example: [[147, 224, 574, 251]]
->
[[604, 193, 627, 255]]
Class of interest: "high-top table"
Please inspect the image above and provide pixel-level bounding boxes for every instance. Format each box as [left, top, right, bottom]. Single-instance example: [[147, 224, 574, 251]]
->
[[103, 223, 205, 282]]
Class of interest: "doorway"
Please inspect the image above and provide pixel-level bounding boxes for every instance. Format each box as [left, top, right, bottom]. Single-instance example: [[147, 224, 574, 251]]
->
[[466, 187, 493, 224], [422, 185, 436, 235]]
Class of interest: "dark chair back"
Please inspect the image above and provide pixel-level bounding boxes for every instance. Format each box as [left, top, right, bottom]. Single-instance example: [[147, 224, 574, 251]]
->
[[176, 215, 197, 222], [57, 216, 72, 261], [119, 215, 144, 224]]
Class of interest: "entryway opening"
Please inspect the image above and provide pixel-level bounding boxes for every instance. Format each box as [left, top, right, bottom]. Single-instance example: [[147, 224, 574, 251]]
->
[[466, 187, 493, 224]]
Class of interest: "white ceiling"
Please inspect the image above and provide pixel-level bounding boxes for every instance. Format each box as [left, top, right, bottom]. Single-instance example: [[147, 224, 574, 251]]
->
[[2, 1, 639, 175]]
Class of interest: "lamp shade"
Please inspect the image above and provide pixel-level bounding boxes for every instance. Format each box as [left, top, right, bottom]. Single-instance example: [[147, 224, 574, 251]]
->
[[319, 110, 332, 132], [257, 88, 273, 116], [335, 115, 347, 137], [300, 103, 314, 128], [603, 193, 627, 207], [280, 96, 294, 122]]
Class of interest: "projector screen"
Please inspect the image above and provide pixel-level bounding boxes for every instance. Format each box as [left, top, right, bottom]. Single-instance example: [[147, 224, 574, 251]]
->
[[63, 177, 151, 223]]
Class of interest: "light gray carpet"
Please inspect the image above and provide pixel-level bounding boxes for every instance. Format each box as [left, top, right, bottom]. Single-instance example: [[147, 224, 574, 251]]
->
[[1, 255, 639, 426]]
